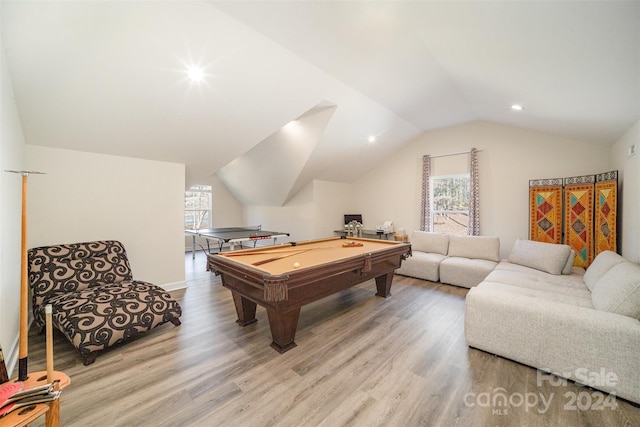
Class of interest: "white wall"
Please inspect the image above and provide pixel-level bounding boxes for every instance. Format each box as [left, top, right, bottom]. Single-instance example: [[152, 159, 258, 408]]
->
[[243, 179, 353, 244], [210, 174, 244, 227], [311, 180, 355, 238], [611, 120, 640, 263], [0, 39, 26, 377], [25, 146, 186, 289], [245, 182, 314, 244], [352, 121, 612, 258]]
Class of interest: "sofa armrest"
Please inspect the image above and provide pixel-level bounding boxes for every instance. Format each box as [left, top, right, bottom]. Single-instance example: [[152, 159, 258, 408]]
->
[[396, 252, 446, 282]]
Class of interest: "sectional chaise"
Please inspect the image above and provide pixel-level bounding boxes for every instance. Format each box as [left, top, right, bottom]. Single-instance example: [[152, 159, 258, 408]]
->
[[396, 231, 640, 404]]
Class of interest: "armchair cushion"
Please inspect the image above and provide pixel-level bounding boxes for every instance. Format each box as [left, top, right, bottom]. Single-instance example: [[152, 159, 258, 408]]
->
[[44, 280, 180, 356], [29, 240, 134, 326]]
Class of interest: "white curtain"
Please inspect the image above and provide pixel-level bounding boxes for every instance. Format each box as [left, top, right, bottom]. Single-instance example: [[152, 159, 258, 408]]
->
[[420, 155, 432, 231], [468, 147, 480, 235]]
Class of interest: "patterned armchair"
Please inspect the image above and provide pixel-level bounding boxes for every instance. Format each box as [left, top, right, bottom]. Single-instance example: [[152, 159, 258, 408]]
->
[[28, 240, 182, 365]]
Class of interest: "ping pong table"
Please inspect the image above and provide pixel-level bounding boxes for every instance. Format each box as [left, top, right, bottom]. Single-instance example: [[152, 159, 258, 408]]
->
[[186, 226, 290, 258]]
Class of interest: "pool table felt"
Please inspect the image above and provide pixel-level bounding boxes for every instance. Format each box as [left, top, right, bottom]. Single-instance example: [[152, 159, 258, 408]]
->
[[219, 237, 402, 275]]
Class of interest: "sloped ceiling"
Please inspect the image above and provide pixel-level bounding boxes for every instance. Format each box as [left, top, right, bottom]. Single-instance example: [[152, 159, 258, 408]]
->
[[1, 1, 639, 206], [217, 102, 337, 206]]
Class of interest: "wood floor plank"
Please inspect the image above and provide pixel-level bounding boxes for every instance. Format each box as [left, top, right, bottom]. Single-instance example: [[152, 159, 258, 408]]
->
[[20, 252, 640, 426]]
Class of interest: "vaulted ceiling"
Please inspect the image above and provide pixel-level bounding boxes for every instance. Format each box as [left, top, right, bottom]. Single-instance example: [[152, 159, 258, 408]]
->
[[2, 1, 638, 205]]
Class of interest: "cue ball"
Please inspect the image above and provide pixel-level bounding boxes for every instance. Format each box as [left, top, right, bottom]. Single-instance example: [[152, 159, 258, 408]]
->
[[293, 262, 300, 268]]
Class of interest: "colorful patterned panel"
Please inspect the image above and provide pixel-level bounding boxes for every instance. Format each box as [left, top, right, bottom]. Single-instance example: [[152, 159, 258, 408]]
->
[[595, 171, 618, 256], [529, 178, 563, 244], [564, 175, 594, 268]]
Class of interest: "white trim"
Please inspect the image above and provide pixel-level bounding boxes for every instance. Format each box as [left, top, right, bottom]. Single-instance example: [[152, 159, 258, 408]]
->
[[5, 324, 23, 379], [161, 281, 187, 292]]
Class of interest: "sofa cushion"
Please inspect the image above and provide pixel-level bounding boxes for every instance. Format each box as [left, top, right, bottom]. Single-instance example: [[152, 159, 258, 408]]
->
[[476, 281, 594, 308], [562, 250, 576, 275], [507, 239, 571, 275], [447, 235, 500, 262], [486, 266, 591, 298], [410, 231, 449, 255], [493, 260, 584, 278], [583, 250, 626, 291], [591, 261, 640, 320], [440, 257, 497, 288]]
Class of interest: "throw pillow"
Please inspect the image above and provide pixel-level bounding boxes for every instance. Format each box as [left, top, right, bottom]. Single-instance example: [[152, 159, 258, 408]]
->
[[507, 239, 571, 275], [591, 261, 640, 320], [410, 231, 449, 255], [583, 250, 626, 291], [447, 235, 500, 261]]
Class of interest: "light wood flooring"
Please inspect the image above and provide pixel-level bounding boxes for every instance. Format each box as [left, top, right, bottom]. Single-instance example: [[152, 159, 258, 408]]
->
[[23, 252, 640, 426]]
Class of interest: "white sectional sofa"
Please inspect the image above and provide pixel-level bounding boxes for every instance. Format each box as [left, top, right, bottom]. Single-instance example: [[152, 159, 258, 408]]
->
[[395, 231, 500, 288], [465, 239, 640, 405]]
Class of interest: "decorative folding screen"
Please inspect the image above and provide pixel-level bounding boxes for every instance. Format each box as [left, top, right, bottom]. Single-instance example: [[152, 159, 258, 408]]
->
[[595, 171, 618, 256], [564, 175, 595, 268], [529, 171, 617, 268], [529, 178, 563, 244]]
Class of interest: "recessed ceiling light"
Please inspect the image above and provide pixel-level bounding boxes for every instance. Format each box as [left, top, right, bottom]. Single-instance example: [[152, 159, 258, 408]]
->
[[187, 67, 204, 82], [511, 104, 524, 111], [368, 135, 376, 143], [284, 120, 299, 132]]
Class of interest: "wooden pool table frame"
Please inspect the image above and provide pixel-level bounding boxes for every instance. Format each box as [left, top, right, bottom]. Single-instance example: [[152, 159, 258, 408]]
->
[[207, 237, 412, 353]]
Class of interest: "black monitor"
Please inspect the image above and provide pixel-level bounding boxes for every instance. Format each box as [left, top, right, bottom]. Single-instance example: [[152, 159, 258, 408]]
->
[[344, 214, 363, 225]]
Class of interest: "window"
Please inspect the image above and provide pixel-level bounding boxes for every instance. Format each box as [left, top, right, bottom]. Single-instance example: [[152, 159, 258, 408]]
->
[[430, 174, 470, 234], [184, 185, 212, 230]]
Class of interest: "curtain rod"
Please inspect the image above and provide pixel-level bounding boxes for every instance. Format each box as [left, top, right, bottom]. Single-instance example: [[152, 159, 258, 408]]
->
[[428, 149, 483, 159]]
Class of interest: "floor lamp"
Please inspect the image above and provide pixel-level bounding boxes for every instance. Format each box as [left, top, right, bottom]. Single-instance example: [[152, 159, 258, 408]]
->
[[5, 170, 44, 381]]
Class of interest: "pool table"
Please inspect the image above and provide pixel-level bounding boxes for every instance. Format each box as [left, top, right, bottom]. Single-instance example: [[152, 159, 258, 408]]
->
[[207, 236, 412, 353]]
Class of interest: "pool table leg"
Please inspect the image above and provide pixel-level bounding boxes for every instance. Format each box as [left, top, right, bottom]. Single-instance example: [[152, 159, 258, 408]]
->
[[267, 308, 301, 353], [375, 272, 393, 297], [232, 292, 258, 326]]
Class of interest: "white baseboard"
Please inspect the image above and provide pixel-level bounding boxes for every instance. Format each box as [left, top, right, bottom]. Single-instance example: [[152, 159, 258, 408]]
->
[[4, 325, 22, 379], [161, 281, 187, 292]]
